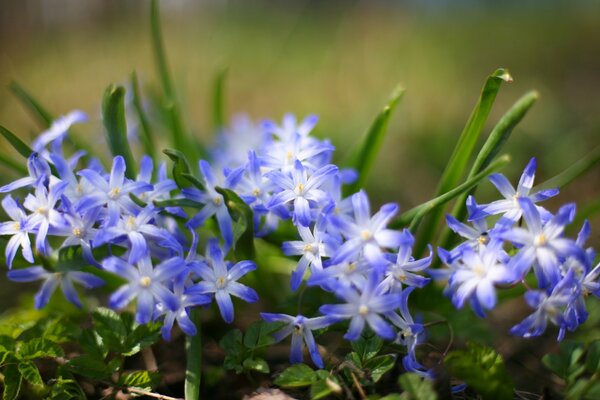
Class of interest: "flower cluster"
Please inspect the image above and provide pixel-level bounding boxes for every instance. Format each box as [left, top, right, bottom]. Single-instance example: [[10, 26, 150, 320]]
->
[[438, 158, 599, 340]]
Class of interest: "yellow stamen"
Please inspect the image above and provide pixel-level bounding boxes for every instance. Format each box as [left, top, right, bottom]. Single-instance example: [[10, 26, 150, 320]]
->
[[358, 305, 369, 316], [139, 276, 151, 287]]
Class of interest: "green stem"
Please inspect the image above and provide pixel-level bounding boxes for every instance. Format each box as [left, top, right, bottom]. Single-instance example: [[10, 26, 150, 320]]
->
[[185, 308, 202, 400]]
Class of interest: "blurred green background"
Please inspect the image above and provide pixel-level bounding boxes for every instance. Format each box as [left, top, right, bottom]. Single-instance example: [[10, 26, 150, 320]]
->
[[1, 1, 600, 394], [1, 0, 600, 214]]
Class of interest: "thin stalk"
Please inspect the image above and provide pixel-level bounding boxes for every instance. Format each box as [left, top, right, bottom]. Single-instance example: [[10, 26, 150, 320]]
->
[[185, 308, 202, 400]]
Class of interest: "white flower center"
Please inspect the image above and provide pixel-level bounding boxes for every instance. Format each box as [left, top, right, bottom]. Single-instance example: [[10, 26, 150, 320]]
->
[[139, 276, 152, 287], [358, 305, 369, 316], [534, 234, 547, 247], [216, 276, 227, 289], [294, 183, 305, 196], [213, 196, 223, 206], [108, 187, 121, 199], [72, 227, 83, 238], [360, 230, 372, 241]]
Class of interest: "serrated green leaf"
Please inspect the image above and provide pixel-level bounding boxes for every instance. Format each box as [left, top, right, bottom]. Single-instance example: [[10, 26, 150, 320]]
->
[[439, 91, 538, 251], [92, 308, 127, 352], [398, 373, 438, 400], [3, 364, 22, 400], [243, 357, 270, 374], [0, 125, 34, 159], [414, 68, 512, 253], [243, 321, 279, 349], [274, 364, 318, 388], [216, 187, 256, 259], [102, 84, 137, 179], [130, 71, 157, 163], [18, 361, 43, 386], [393, 154, 511, 229], [351, 329, 383, 363], [123, 321, 162, 356], [66, 354, 113, 380], [120, 370, 161, 391], [47, 377, 85, 400], [445, 342, 513, 400], [79, 329, 107, 360], [345, 85, 405, 196], [163, 148, 193, 189], [18, 338, 64, 360], [220, 329, 245, 373], [212, 68, 228, 132], [365, 354, 396, 383]]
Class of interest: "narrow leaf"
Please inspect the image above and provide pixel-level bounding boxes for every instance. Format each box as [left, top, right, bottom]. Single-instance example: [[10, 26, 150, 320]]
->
[[102, 84, 137, 179], [185, 308, 202, 400], [163, 148, 193, 189], [9, 81, 53, 127], [130, 71, 157, 162], [392, 155, 511, 229], [438, 91, 538, 250], [151, 0, 174, 101], [0, 153, 28, 175], [534, 144, 600, 191], [415, 69, 512, 251], [212, 67, 228, 132], [0, 125, 34, 158], [216, 187, 256, 259], [345, 85, 405, 196]]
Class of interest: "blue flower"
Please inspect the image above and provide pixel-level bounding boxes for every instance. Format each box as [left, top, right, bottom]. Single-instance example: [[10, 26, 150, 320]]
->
[[260, 313, 334, 368], [0, 153, 51, 193], [319, 273, 401, 340], [32, 110, 87, 155], [380, 230, 432, 293], [0, 195, 36, 267], [186, 239, 258, 323], [445, 196, 491, 254], [183, 160, 242, 248], [102, 256, 184, 324], [470, 157, 558, 225], [266, 160, 337, 227], [7, 266, 104, 309], [330, 190, 402, 269], [501, 198, 584, 289]]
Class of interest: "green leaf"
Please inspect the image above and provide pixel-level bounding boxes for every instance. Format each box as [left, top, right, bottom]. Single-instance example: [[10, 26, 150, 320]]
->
[[365, 354, 396, 383], [185, 308, 202, 400], [414, 68, 512, 253], [585, 341, 600, 374], [92, 308, 127, 352], [120, 370, 161, 391], [0, 125, 34, 158], [345, 85, 405, 196], [47, 377, 85, 400], [392, 154, 511, 229], [153, 198, 203, 209], [102, 84, 137, 179], [243, 357, 270, 374], [351, 329, 383, 363], [216, 187, 256, 259], [18, 338, 64, 359], [439, 91, 538, 250], [445, 342, 513, 400], [274, 364, 318, 388], [542, 340, 586, 382], [163, 148, 193, 189], [220, 329, 245, 373], [123, 321, 162, 356], [310, 373, 341, 400], [3, 364, 22, 400], [398, 373, 438, 400], [79, 329, 107, 360], [243, 321, 280, 350], [18, 361, 43, 386], [130, 71, 157, 163], [535, 144, 600, 192], [212, 68, 228, 132], [66, 354, 113, 379], [9, 81, 53, 126], [0, 153, 28, 175]]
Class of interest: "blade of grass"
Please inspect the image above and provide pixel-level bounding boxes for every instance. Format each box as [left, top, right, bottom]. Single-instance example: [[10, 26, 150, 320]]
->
[[344, 85, 405, 196], [392, 154, 511, 230], [9, 80, 93, 156], [0, 125, 34, 158], [212, 67, 228, 133], [438, 91, 538, 250], [414, 68, 512, 254], [130, 71, 157, 163], [533, 144, 600, 192], [102, 85, 137, 179], [0, 153, 28, 175], [185, 309, 202, 400]]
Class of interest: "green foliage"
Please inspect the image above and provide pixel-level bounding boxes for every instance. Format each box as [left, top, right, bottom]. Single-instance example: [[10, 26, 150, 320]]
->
[[163, 148, 197, 189], [274, 364, 318, 388], [219, 321, 281, 374], [102, 84, 137, 179], [216, 187, 256, 259], [398, 373, 438, 400], [543, 340, 600, 399], [3, 364, 23, 400], [0, 125, 34, 159], [212, 68, 228, 132], [120, 370, 161, 392], [444, 342, 513, 400], [345, 85, 405, 196], [9, 81, 54, 127], [130, 71, 157, 162]]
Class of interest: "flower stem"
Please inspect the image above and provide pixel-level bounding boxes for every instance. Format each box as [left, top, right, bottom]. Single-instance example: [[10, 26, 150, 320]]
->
[[185, 308, 202, 400]]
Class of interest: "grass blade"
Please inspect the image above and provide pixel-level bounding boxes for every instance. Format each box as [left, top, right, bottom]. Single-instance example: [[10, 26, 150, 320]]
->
[[438, 91, 538, 250], [0, 153, 28, 175], [533, 144, 600, 192], [130, 71, 157, 163], [185, 309, 202, 400], [414, 68, 512, 253], [9, 81, 53, 127], [344, 85, 405, 196], [0, 125, 34, 158], [212, 68, 228, 133], [102, 85, 137, 179], [392, 154, 511, 229]]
